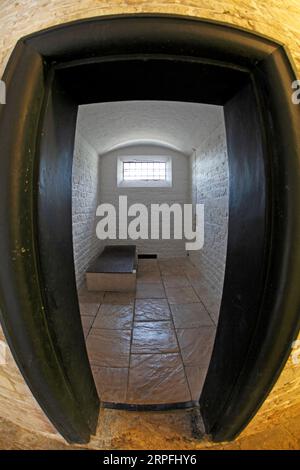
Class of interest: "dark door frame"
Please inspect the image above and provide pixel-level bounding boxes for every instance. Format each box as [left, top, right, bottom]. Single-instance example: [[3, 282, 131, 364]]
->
[[0, 15, 299, 444]]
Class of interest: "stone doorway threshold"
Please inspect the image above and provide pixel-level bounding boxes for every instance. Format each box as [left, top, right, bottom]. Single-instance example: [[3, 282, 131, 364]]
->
[[1, 404, 299, 450]]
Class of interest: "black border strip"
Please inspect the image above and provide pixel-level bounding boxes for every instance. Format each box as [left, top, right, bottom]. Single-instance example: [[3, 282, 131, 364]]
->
[[101, 401, 198, 412]]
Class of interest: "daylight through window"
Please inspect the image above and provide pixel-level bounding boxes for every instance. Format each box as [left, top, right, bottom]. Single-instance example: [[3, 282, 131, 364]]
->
[[123, 161, 166, 181]]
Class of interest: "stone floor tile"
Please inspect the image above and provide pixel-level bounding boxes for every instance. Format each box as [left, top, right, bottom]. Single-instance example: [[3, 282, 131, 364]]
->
[[136, 283, 165, 299], [134, 299, 171, 322], [162, 274, 190, 288], [127, 353, 191, 404], [159, 265, 181, 275], [103, 292, 135, 305], [78, 287, 105, 304], [192, 281, 221, 324], [81, 316, 95, 338], [138, 259, 159, 272], [170, 303, 213, 328], [159, 257, 190, 267], [131, 321, 178, 354], [137, 270, 162, 283], [93, 304, 134, 330], [185, 366, 208, 401], [87, 328, 131, 367], [184, 265, 202, 283], [158, 260, 182, 275], [81, 315, 95, 329], [165, 286, 199, 304], [176, 327, 216, 367], [92, 366, 128, 403], [79, 302, 101, 316]]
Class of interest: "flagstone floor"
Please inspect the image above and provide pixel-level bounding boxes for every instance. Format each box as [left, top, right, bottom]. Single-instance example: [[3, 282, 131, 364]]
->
[[78, 257, 218, 406]]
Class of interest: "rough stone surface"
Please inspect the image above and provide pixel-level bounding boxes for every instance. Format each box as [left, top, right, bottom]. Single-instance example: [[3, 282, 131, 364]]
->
[[0, 325, 57, 438], [0, 0, 299, 80], [0, 0, 299, 449], [0, 405, 299, 450]]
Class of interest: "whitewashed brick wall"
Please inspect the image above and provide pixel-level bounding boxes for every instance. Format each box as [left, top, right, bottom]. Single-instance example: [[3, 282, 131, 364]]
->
[[99, 144, 190, 258], [189, 118, 229, 323], [72, 130, 103, 287]]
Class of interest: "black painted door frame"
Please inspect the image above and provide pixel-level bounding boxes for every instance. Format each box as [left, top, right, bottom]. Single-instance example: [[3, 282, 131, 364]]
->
[[0, 15, 299, 443]]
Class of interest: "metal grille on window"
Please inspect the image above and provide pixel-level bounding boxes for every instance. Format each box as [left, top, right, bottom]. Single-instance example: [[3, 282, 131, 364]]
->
[[123, 162, 166, 181]]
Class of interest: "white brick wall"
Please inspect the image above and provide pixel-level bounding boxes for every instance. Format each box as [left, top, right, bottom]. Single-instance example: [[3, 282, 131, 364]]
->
[[72, 130, 103, 287], [99, 144, 191, 258], [189, 117, 229, 323]]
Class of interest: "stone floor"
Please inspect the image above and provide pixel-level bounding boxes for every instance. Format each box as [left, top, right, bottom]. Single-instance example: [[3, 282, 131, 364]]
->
[[78, 257, 217, 406]]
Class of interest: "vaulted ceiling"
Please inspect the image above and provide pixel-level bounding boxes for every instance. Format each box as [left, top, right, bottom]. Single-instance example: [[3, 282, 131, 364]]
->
[[76, 100, 224, 156]]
